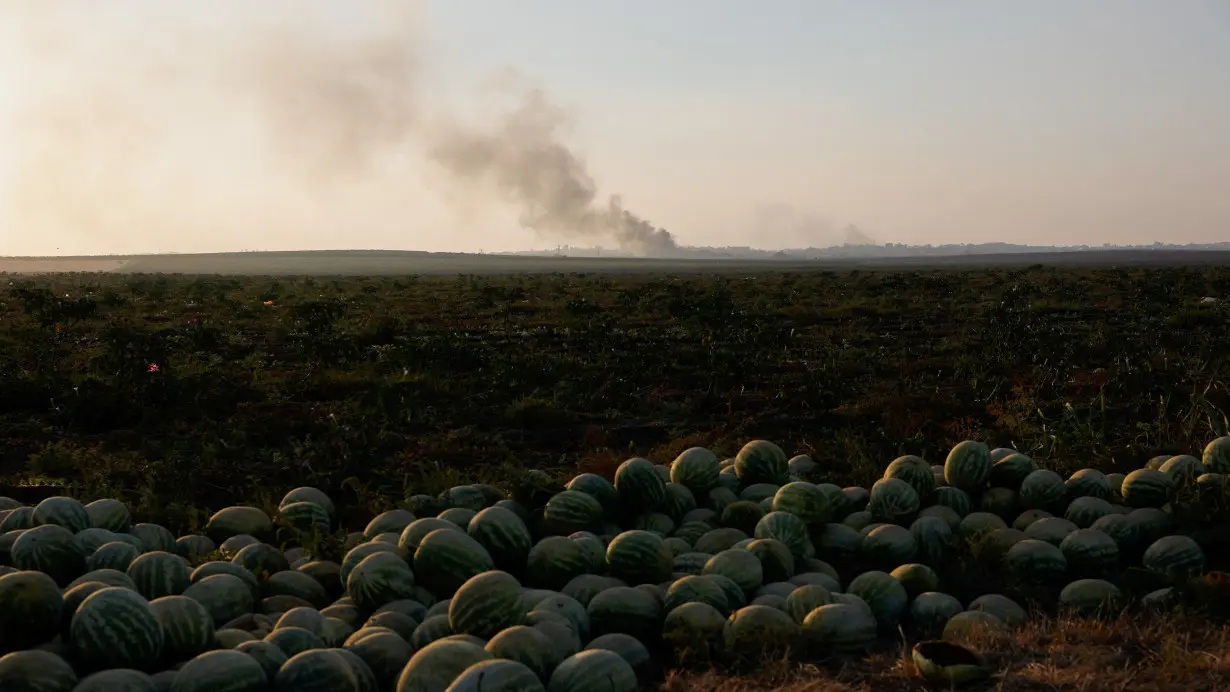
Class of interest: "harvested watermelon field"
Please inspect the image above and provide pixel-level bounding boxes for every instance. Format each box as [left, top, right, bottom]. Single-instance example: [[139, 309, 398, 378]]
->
[[2, 265, 1230, 690]]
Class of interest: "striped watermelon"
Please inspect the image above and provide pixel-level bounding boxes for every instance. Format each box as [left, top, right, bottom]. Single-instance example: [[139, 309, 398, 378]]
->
[[1064, 497, 1115, 528], [219, 535, 259, 559], [467, 507, 532, 573], [784, 584, 832, 625], [74, 669, 155, 691], [524, 536, 590, 591], [845, 571, 909, 631], [127, 551, 191, 599], [863, 524, 918, 568], [274, 648, 368, 691], [278, 502, 332, 538], [346, 551, 416, 611], [744, 538, 795, 583], [614, 458, 668, 512], [364, 510, 417, 540], [1203, 437, 1230, 474], [11, 524, 85, 586], [1018, 470, 1066, 510], [587, 586, 662, 640], [484, 625, 556, 682], [70, 586, 164, 671], [87, 541, 142, 573], [739, 484, 780, 504], [277, 607, 326, 636], [788, 454, 819, 481], [1058, 579, 1123, 616], [279, 487, 337, 524], [1120, 469, 1173, 508], [932, 487, 973, 517], [1160, 455, 1205, 487], [883, 456, 935, 503], [438, 508, 477, 531], [910, 516, 955, 565], [343, 628, 412, 690], [603, 530, 669, 586], [1143, 535, 1206, 582], [74, 528, 120, 556], [701, 549, 763, 594], [169, 649, 269, 692], [231, 542, 290, 580], [263, 626, 325, 658], [958, 512, 1007, 540], [174, 535, 216, 562], [439, 485, 490, 513], [942, 611, 1008, 643], [182, 573, 255, 625], [967, 594, 1027, 627], [398, 518, 461, 555], [205, 507, 274, 543], [1004, 539, 1068, 586], [989, 453, 1037, 490], [448, 570, 524, 639], [1023, 517, 1078, 547], [670, 448, 721, 492], [662, 601, 725, 653], [70, 568, 137, 590], [0, 649, 78, 691], [890, 563, 939, 598], [724, 605, 799, 656], [771, 482, 832, 525], [397, 638, 493, 692], [542, 491, 604, 535], [753, 512, 809, 558], [734, 440, 790, 486], [1066, 468, 1112, 500], [85, 499, 131, 533], [664, 574, 729, 614], [130, 523, 177, 553], [1058, 528, 1119, 578], [663, 483, 698, 524], [448, 658, 543, 691], [944, 441, 992, 492], [908, 592, 963, 633], [565, 474, 620, 517], [149, 595, 215, 663], [32, 497, 90, 534], [413, 528, 495, 599], [801, 603, 877, 652], [0, 570, 63, 652], [548, 649, 637, 692]]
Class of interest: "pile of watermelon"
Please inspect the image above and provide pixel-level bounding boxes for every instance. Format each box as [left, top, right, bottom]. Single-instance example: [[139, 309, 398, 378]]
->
[[2, 436, 1229, 691]]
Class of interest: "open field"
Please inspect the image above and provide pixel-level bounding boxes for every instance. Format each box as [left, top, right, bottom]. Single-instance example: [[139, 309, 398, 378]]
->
[[2, 265, 1229, 688], [4, 248, 1230, 276]]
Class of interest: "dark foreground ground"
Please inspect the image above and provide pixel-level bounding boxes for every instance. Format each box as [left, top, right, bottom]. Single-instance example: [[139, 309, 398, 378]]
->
[[1, 265, 1229, 689]]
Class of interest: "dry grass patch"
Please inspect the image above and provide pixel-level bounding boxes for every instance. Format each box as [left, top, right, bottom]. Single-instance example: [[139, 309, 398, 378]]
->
[[661, 613, 1230, 691]]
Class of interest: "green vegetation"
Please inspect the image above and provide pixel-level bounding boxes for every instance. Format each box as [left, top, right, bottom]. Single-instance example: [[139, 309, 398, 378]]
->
[[1, 267, 1228, 531]]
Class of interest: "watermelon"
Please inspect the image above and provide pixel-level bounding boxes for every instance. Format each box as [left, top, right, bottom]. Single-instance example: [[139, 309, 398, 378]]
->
[[917, 505, 961, 531], [890, 563, 939, 598], [279, 487, 337, 523], [967, 594, 1027, 627], [605, 531, 672, 586], [733, 440, 789, 486], [564, 475, 620, 517], [171, 648, 269, 692], [11, 524, 85, 586], [584, 633, 651, 683], [723, 605, 799, 656], [524, 536, 590, 591], [862, 525, 918, 568], [932, 487, 973, 517], [784, 584, 831, 624], [1064, 497, 1115, 528], [149, 595, 215, 663], [0, 570, 63, 652], [438, 486, 489, 513], [957, 512, 1007, 540], [397, 638, 492, 692], [130, 523, 177, 553], [205, 507, 273, 543], [219, 535, 260, 559], [883, 455, 935, 502], [70, 586, 164, 671], [73, 669, 155, 691], [273, 648, 364, 691], [174, 535, 216, 562], [547, 649, 637, 692], [908, 592, 963, 633], [1066, 469, 1112, 500], [1058, 529, 1119, 578], [542, 491, 604, 535], [182, 573, 255, 625], [230, 543, 288, 579], [910, 516, 955, 566], [942, 611, 1008, 643], [447, 658, 544, 692], [788, 454, 819, 481], [867, 478, 921, 524], [752, 512, 808, 558], [632, 512, 675, 537], [743, 538, 795, 583], [1004, 539, 1068, 586], [75, 528, 121, 556], [845, 571, 908, 631], [85, 499, 132, 533], [1023, 517, 1078, 547], [1160, 455, 1205, 487], [989, 453, 1037, 490], [664, 575, 729, 614], [772, 482, 832, 525], [1142, 535, 1206, 582], [263, 626, 325, 658], [1120, 469, 1173, 508], [127, 551, 191, 600], [614, 458, 668, 512], [670, 448, 721, 492], [662, 483, 698, 524], [464, 507, 532, 573], [32, 497, 90, 534], [662, 601, 726, 653], [346, 551, 416, 611], [1011, 509, 1052, 532], [279, 502, 332, 538], [739, 484, 780, 504], [587, 586, 662, 640], [801, 603, 877, 652], [701, 549, 763, 594], [414, 529, 495, 599], [1058, 579, 1123, 616], [1203, 437, 1230, 474], [0, 649, 78, 691], [944, 441, 992, 492], [1018, 470, 1066, 510], [448, 570, 524, 639], [364, 510, 417, 540], [278, 607, 327, 636]]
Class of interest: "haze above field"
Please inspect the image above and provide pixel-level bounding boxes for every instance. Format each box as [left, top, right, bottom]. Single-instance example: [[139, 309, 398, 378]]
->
[[1, 1, 1228, 257]]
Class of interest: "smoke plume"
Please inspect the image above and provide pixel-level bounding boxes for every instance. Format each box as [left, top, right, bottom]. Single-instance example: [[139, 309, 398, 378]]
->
[[0, 1, 676, 256]]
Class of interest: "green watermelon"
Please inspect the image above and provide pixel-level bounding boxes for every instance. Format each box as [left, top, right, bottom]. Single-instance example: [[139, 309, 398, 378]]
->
[[1058, 579, 1123, 616], [1120, 469, 1173, 508], [908, 592, 963, 633], [800, 603, 877, 652], [448, 570, 524, 639], [525, 536, 590, 591], [1142, 535, 1205, 582], [1059, 529, 1119, 578], [662, 601, 726, 653], [467, 506, 532, 573], [170, 648, 269, 692], [346, 551, 417, 611], [890, 563, 939, 598], [279, 487, 337, 523], [944, 441, 992, 492], [752, 512, 809, 558], [967, 594, 1027, 627], [670, 448, 721, 492], [1004, 539, 1068, 586], [614, 458, 668, 512], [364, 510, 417, 540], [182, 574, 255, 625], [883, 455, 935, 503], [723, 605, 799, 656], [396, 638, 493, 692], [733, 440, 789, 486], [547, 649, 637, 692], [70, 586, 164, 671], [932, 487, 973, 517], [863, 524, 918, 568], [989, 453, 1037, 490], [33, 497, 90, 534], [0, 570, 63, 652], [85, 499, 132, 533], [1019, 470, 1066, 510], [564, 475, 620, 517], [129, 523, 177, 553], [845, 571, 908, 631], [701, 549, 763, 594], [1065, 469, 1112, 500], [413, 529, 494, 599], [605, 531, 671, 585], [0, 649, 78, 691], [1064, 497, 1115, 528], [771, 482, 832, 525], [1023, 517, 1078, 547], [149, 595, 215, 663], [448, 658, 544, 692], [542, 491, 604, 535], [278, 502, 332, 538], [11, 524, 85, 586], [1203, 437, 1230, 474], [205, 507, 273, 543], [127, 551, 191, 599], [586, 586, 662, 641]]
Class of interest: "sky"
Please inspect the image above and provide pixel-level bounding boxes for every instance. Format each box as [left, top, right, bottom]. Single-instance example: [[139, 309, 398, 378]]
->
[[1, 1, 1228, 256]]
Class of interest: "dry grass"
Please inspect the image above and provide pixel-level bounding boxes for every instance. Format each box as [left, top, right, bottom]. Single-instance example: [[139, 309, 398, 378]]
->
[[661, 614, 1230, 692]]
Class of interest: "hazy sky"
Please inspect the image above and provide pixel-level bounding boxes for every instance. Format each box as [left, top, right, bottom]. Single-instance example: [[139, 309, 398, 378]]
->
[[1, 1, 1228, 256]]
